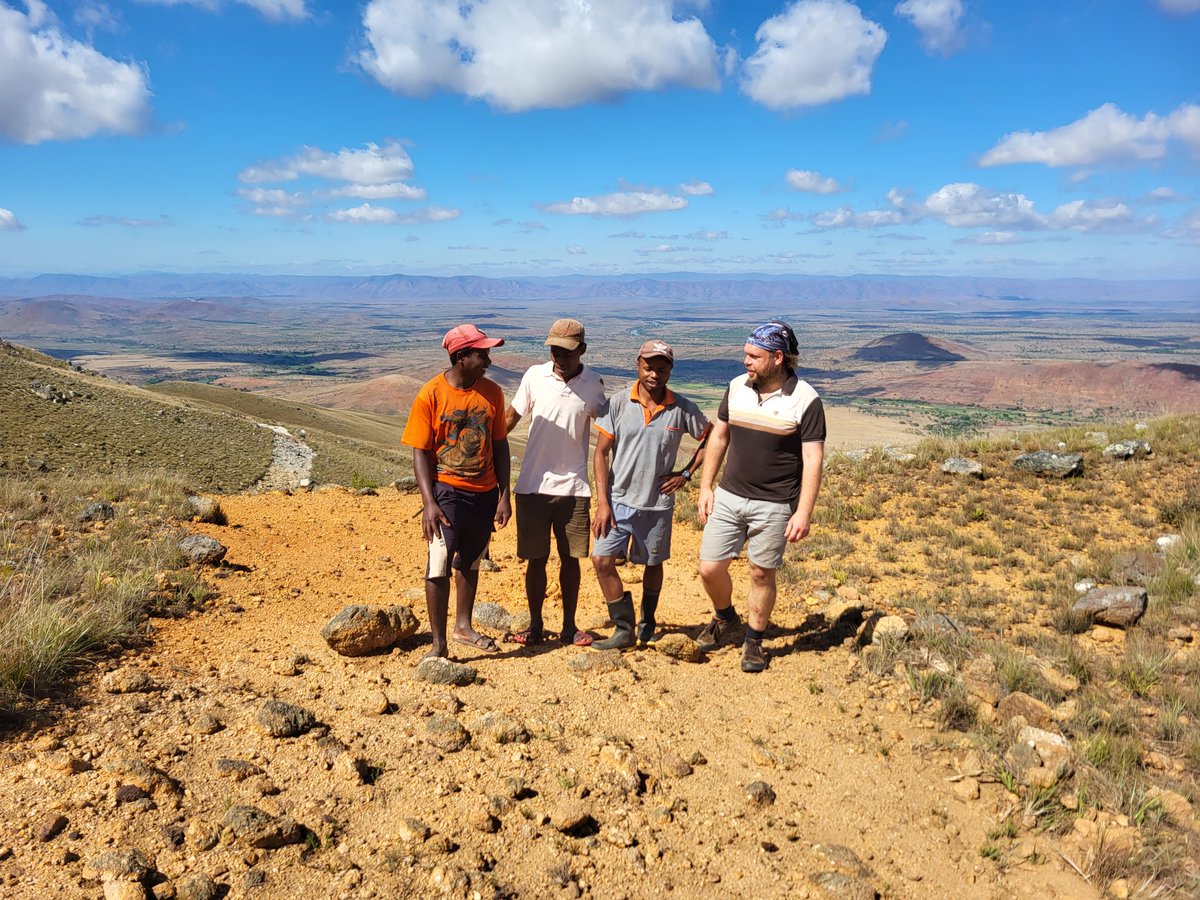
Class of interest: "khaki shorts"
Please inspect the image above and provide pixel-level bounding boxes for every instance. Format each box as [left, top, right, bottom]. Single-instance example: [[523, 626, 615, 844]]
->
[[699, 486, 794, 570], [516, 493, 590, 560]]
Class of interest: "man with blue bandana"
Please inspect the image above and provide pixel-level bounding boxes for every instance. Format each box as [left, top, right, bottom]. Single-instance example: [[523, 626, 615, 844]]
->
[[695, 320, 826, 673]]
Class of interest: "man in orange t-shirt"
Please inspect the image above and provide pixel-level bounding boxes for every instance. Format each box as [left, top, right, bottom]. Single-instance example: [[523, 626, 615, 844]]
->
[[402, 324, 512, 659]]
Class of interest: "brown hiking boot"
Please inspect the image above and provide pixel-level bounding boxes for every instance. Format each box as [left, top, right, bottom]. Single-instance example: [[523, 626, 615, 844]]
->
[[696, 612, 740, 651], [741, 638, 768, 673]]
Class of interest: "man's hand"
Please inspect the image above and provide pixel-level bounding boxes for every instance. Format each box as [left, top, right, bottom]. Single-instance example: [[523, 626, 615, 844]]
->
[[495, 493, 511, 529], [785, 509, 811, 543], [592, 498, 615, 538], [697, 486, 715, 524], [657, 473, 688, 496], [421, 503, 451, 543]]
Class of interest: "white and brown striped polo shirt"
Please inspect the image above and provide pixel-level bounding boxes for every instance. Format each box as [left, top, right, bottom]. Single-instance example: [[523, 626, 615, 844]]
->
[[717, 372, 826, 504]]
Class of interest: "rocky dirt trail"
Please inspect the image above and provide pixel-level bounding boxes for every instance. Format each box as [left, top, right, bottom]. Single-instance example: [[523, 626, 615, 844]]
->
[[251, 426, 314, 493], [0, 488, 1100, 899]]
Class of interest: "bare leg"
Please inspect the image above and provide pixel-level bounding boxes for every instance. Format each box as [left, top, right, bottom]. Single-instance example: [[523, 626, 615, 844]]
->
[[424, 576, 451, 658], [698, 558, 735, 612], [524, 555, 548, 637], [560, 557, 581, 638], [592, 555, 624, 602], [451, 567, 487, 643], [746, 562, 778, 632]]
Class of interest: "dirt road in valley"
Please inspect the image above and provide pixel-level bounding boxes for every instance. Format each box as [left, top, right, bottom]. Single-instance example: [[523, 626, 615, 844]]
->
[[1, 488, 1098, 899]]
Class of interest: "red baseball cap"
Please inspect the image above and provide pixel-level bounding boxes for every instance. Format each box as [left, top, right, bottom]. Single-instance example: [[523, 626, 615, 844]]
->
[[442, 324, 505, 355]]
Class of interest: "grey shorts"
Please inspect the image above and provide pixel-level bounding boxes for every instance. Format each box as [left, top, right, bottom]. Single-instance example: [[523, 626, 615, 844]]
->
[[592, 502, 673, 566], [515, 493, 590, 560], [699, 486, 794, 569]]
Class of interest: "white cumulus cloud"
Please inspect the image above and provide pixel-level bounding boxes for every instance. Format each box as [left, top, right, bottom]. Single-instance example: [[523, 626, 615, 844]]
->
[[0, 207, 24, 230], [979, 102, 1200, 167], [234, 187, 307, 206], [0, 1, 151, 144], [538, 189, 688, 218], [357, 0, 720, 112], [679, 180, 714, 196], [326, 182, 428, 201], [894, 0, 964, 56], [786, 169, 843, 193], [135, 0, 308, 21], [922, 182, 1044, 229], [326, 204, 459, 224], [1051, 200, 1140, 232], [741, 0, 887, 111], [1155, 0, 1200, 13], [566, 244, 586, 255], [239, 142, 415, 185]]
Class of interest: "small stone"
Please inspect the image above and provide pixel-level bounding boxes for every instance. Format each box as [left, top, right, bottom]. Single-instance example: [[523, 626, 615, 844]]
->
[[551, 801, 596, 835], [952, 778, 980, 801], [397, 818, 430, 843], [660, 752, 693, 778], [37, 814, 69, 842], [79, 501, 115, 522], [192, 713, 224, 735], [102, 669, 158, 694], [85, 849, 152, 882], [255, 700, 318, 738], [215, 759, 265, 781], [600, 744, 643, 794], [185, 495, 224, 524], [424, 715, 470, 753], [468, 808, 499, 833], [473, 602, 513, 632], [175, 873, 222, 900], [115, 784, 150, 805], [745, 781, 776, 807], [414, 657, 477, 687], [222, 806, 305, 849], [568, 650, 627, 674], [654, 632, 704, 662], [363, 691, 391, 716], [871, 615, 909, 644], [998, 692, 1055, 730]]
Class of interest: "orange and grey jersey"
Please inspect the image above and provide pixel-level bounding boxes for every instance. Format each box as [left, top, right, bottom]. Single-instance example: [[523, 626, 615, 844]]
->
[[717, 373, 826, 504]]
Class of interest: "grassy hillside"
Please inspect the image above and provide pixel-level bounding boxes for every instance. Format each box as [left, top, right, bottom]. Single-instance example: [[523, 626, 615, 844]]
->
[[147, 380, 412, 487], [1, 340, 271, 492]]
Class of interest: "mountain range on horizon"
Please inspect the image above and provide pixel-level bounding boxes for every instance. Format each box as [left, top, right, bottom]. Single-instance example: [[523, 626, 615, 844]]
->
[[1, 272, 1197, 311]]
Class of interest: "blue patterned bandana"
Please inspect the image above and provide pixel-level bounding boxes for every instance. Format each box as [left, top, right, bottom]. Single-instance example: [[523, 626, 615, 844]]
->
[[747, 320, 798, 355]]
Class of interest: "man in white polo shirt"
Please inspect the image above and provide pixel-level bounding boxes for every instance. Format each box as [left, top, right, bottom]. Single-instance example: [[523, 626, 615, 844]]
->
[[591, 339, 709, 650], [696, 320, 826, 673], [505, 319, 607, 647]]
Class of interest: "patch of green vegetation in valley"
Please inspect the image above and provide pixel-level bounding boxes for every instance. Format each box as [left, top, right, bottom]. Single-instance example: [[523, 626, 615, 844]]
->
[[842, 397, 1088, 437]]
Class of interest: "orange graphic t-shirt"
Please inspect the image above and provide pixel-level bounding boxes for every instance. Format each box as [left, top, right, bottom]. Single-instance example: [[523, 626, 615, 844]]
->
[[401, 374, 507, 492]]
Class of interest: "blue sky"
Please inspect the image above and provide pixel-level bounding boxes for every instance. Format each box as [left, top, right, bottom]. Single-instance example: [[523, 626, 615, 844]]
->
[[0, 0, 1197, 280]]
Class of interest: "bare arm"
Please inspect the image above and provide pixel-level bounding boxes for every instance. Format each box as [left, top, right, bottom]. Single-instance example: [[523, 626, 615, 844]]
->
[[785, 441, 824, 543], [493, 437, 511, 528], [412, 448, 450, 542], [504, 406, 522, 432], [591, 430, 615, 538], [696, 419, 730, 524]]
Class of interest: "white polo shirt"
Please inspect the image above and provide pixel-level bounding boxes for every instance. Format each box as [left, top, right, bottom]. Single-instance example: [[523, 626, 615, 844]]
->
[[512, 362, 607, 496]]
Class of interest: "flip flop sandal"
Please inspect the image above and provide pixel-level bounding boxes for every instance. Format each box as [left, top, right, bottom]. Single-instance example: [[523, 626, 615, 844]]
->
[[506, 628, 544, 646], [569, 630, 594, 647], [453, 633, 500, 653]]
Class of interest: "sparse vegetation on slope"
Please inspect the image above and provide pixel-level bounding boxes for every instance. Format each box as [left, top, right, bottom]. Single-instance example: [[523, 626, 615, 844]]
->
[[0, 473, 214, 715], [1, 342, 272, 492]]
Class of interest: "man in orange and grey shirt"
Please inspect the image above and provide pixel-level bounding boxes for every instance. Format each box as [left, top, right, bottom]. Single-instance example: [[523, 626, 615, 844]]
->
[[402, 324, 511, 659], [591, 339, 710, 650]]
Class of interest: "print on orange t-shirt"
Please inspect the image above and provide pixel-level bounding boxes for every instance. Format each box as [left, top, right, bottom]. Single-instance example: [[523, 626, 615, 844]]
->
[[401, 374, 507, 492]]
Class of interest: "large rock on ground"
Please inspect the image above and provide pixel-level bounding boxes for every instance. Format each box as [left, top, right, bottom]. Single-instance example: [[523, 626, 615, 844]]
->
[[425, 715, 470, 752], [178, 534, 227, 565], [322, 604, 419, 656], [998, 691, 1055, 730], [1102, 439, 1152, 460], [1071, 586, 1147, 628], [941, 457, 984, 478], [185, 495, 225, 524], [1013, 451, 1083, 477]]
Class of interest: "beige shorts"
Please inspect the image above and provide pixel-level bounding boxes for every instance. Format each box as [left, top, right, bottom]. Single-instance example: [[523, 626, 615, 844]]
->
[[515, 493, 590, 560]]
